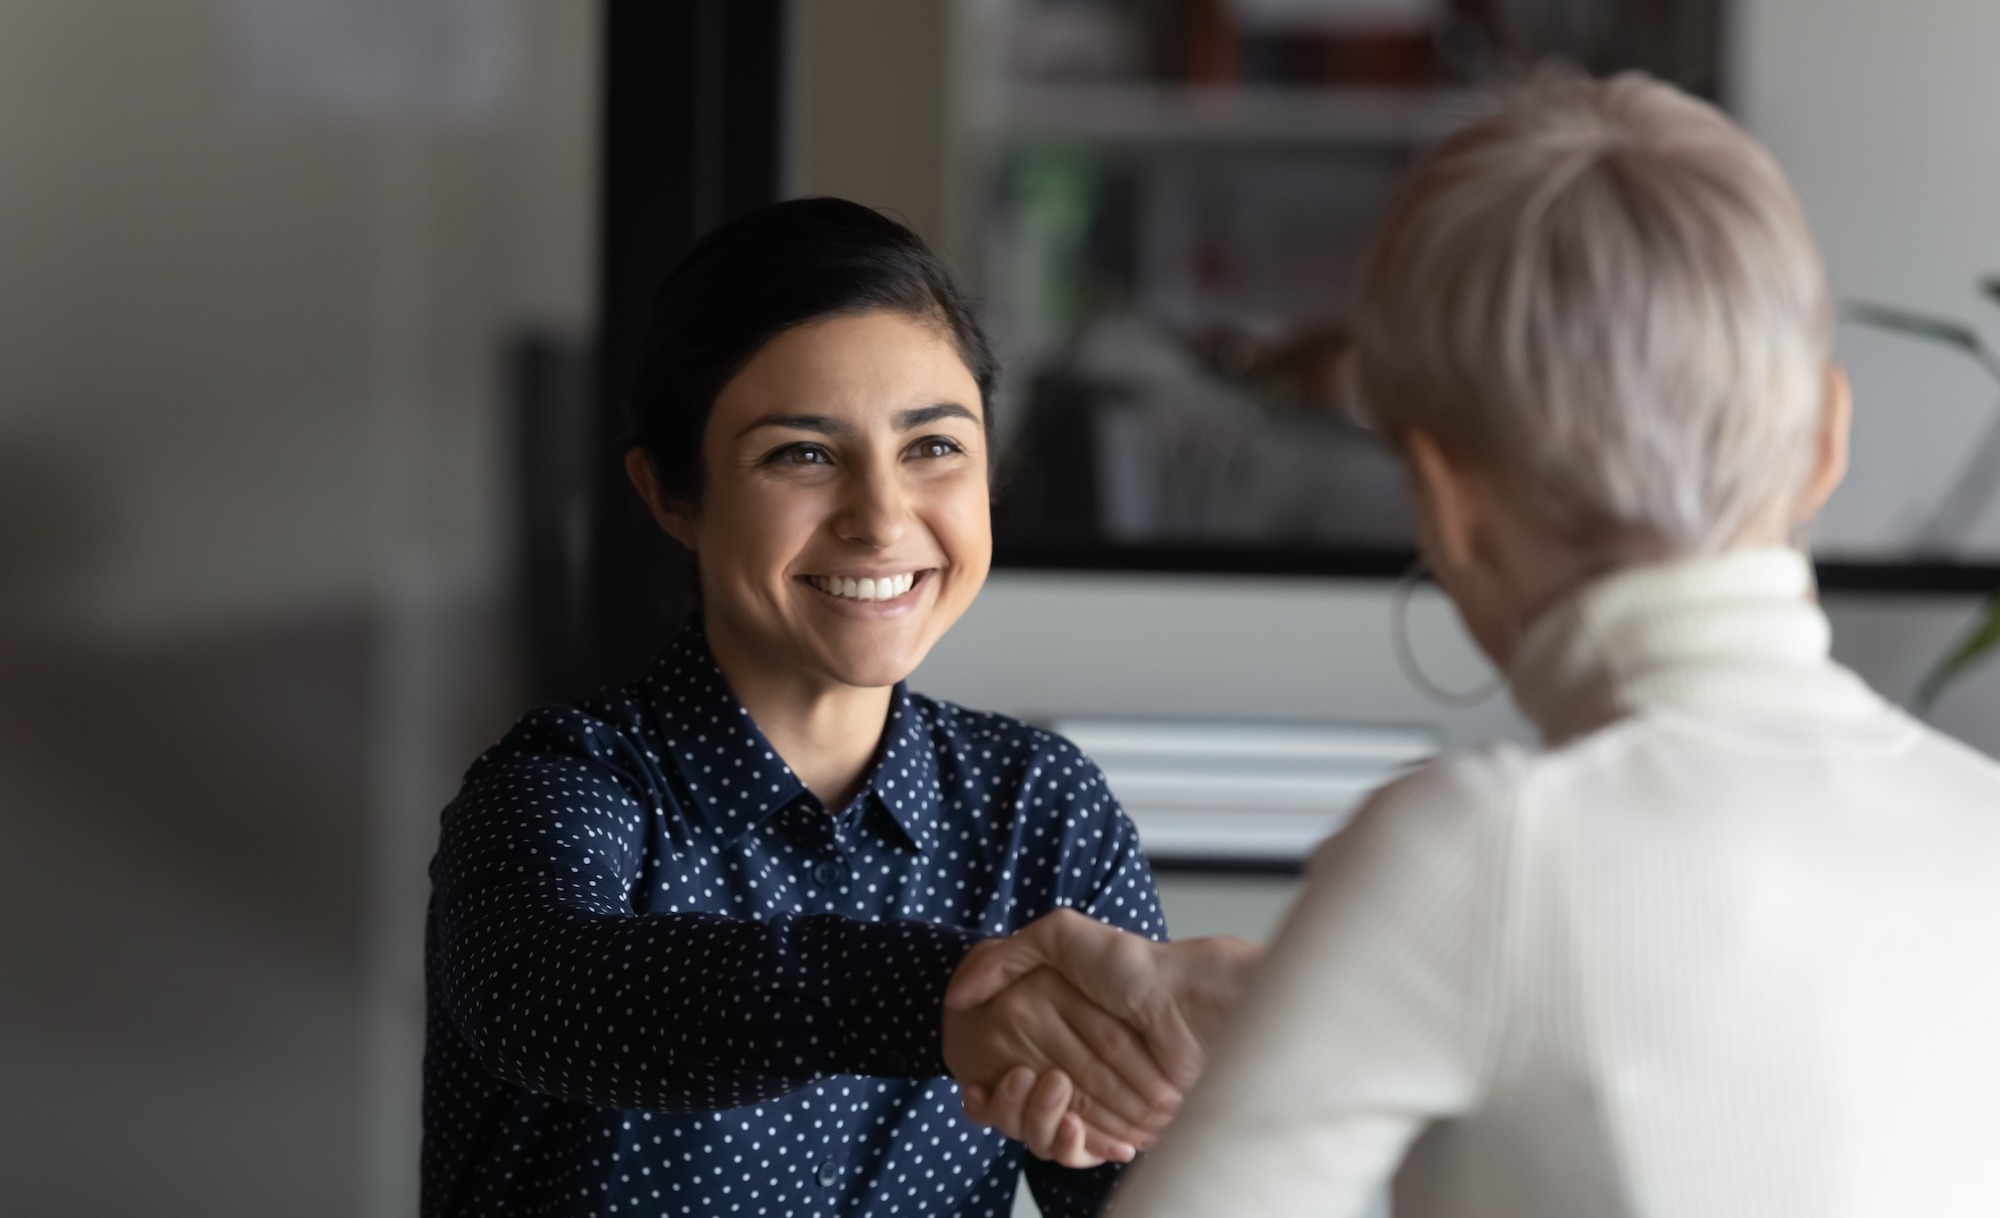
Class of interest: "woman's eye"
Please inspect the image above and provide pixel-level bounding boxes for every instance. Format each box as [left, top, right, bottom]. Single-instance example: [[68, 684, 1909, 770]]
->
[[769, 443, 832, 466], [910, 436, 964, 460]]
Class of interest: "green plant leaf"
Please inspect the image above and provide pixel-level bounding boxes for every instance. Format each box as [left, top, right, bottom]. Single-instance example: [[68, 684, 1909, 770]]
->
[[1917, 591, 2000, 711], [1844, 301, 1986, 355]]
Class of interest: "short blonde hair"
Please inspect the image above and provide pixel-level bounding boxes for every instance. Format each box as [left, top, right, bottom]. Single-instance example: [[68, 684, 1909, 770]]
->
[[1351, 72, 1832, 555]]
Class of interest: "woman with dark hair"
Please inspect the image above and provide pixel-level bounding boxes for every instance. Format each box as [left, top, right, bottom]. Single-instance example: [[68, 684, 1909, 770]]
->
[[420, 198, 1252, 1218]]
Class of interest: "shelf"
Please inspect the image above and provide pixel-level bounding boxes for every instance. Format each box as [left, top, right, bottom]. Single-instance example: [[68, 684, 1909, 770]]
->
[[1127, 805, 1361, 864], [1004, 81, 1489, 146], [994, 540, 2000, 596]]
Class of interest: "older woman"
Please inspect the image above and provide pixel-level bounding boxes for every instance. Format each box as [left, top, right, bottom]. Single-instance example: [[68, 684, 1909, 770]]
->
[[420, 199, 1252, 1218], [1104, 75, 2000, 1217]]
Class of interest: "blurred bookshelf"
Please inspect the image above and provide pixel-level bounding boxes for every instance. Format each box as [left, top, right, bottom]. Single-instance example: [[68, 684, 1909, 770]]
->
[[944, 2, 2000, 592], [949, 0, 1728, 574]]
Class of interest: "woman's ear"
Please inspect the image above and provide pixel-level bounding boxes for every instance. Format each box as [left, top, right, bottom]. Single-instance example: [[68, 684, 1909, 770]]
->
[[1403, 428, 1486, 575], [624, 448, 698, 551], [1794, 365, 1853, 525]]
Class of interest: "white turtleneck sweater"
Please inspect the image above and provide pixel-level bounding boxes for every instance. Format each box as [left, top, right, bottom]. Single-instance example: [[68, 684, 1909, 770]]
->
[[1110, 549, 2000, 1218]]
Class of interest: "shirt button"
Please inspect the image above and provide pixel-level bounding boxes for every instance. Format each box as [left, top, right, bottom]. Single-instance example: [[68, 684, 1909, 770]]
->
[[882, 1050, 909, 1075], [817, 1159, 840, 1187], [811, 860, 846, 887]]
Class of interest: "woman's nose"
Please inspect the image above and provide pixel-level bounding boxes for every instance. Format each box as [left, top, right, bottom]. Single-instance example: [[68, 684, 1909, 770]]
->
[[832, 464, 911, 549]]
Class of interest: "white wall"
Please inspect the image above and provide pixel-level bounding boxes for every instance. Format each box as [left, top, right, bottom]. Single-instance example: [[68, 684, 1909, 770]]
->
[[1738, 0, 2000, 557], [0, 0, 595, 635], [915, 571, 2000, 789], [0, 4, 598, 1216], [915, 573, 1529, 746]]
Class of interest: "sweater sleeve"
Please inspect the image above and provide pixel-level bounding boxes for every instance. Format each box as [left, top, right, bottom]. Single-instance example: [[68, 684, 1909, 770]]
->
[[1105, 750, 1521, 1218], [426, 713, 985, 1113]]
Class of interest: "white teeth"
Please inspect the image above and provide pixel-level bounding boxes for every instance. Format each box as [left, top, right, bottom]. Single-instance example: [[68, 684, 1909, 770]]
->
[[813, 572, 919, 601]]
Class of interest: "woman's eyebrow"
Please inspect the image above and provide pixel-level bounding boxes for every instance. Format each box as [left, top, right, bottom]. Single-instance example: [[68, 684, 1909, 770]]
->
[[895, 402, 979, 429], [736, 413, 852, 438]]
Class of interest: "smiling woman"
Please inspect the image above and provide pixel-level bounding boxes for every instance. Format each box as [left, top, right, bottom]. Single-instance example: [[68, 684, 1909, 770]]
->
[[626, 307, 995, 803], [419, 198, 1179, 1218]]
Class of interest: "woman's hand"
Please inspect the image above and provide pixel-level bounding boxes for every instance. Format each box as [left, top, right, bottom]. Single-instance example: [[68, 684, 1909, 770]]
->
[[962, 1067, 1108, 1167], [940, 965, 1181, 1164], [944, 911, 1266, 1166], [950, 910, 1265, 1096]]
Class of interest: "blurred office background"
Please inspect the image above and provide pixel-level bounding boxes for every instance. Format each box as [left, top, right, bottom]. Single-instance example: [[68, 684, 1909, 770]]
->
[[6, 2, 2000, 1216]]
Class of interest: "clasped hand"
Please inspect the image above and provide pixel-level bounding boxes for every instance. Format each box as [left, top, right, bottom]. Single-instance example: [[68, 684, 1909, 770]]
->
[[938, 909, 1261, 1168]]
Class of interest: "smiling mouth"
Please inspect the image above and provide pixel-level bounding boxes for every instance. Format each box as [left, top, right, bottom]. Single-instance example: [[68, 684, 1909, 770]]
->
[[804, 571, 925, 602]]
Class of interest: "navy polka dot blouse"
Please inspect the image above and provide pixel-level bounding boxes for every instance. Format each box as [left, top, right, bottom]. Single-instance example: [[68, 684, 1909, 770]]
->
[[421, 622, 1166, 1217]]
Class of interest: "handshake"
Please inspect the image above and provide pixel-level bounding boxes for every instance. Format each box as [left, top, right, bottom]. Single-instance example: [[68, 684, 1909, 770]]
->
[[939, 909, 1263, 1168]]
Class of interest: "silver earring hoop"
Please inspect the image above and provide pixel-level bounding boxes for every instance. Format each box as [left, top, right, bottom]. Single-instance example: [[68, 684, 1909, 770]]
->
[[1391, 559, 1505, 708]]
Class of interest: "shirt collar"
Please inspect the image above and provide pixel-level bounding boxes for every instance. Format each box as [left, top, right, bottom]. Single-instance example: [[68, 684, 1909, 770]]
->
[[640, 621, 942, 853]]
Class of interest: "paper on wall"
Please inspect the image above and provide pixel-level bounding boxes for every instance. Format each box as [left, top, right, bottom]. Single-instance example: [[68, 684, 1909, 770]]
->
[[232, 0, 514, 123]]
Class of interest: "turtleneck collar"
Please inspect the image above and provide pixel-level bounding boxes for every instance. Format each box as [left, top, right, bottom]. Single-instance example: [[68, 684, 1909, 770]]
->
[[1506, 547, 1885, 746]]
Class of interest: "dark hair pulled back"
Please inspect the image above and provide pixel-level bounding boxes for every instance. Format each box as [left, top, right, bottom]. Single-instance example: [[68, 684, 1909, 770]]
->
[[628, 197, 998, 505]]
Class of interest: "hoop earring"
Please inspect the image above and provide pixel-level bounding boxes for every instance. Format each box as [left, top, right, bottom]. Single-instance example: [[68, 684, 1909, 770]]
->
[[1391, 559, 1505, 708]]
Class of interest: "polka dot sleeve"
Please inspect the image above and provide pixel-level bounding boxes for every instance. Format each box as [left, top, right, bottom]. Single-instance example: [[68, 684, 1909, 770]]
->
[[1015, 736, 1171, 1218], [428, 714, 985, 1114]]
